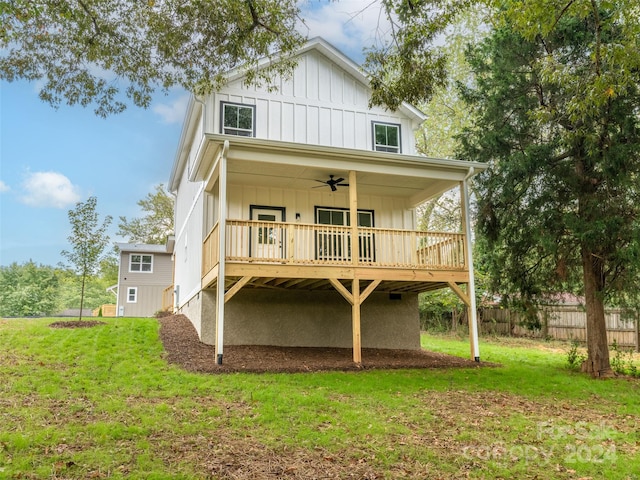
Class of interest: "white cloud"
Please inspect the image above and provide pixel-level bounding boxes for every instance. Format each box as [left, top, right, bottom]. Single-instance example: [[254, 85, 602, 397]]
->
[[0, 180, 9, 193], [152, 94, 190, 124], [20, 171, 81, 208], [299, 0, 392, 62]]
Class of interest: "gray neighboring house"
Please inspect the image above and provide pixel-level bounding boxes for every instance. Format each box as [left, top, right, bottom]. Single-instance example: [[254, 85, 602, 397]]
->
[[115, 238, 174, 317]]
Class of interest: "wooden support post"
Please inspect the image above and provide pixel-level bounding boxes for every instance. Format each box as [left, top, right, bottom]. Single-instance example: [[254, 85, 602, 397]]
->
[[349, 171, 362, 364], [349, 170, 358, 267], [352, 278, 362, 364]]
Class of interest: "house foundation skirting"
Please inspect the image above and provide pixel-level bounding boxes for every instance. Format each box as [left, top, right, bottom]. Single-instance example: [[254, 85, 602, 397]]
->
[[184, 289, 420, 351]]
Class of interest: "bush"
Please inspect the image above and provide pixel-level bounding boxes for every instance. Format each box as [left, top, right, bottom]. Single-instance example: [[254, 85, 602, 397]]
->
[[566, 339, 586, 370]]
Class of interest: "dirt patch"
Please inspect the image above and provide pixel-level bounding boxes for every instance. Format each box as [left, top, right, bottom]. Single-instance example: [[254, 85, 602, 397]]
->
[[49, 320, 107, 329], [158, 314, 488, 373]]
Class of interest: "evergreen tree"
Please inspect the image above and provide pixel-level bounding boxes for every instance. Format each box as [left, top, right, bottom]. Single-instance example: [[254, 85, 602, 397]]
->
[[458, 7, 640, 376]]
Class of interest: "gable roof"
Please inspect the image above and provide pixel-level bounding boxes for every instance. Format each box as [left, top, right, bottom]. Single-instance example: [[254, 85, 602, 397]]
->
[[116, 236, 175, 255], [224, 37, 427, 122]]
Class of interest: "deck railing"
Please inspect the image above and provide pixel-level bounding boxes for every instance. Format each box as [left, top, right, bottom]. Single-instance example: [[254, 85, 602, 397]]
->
[[202, 220, 466, 278], [202, 223, 220, 277]]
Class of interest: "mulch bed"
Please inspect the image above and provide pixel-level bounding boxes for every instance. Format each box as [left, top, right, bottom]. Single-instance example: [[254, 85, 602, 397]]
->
[[158, 314, 487, 373], [49, 320, 107, 328]]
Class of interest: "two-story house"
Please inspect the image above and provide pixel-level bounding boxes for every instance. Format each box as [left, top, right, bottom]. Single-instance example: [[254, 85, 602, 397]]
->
[[168, 37, 486, 365]]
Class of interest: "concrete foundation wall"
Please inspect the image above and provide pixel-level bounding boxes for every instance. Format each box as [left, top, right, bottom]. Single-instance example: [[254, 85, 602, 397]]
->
[[178, 289, 217, 346], [178, 288, 421, 350], [178, 292, 203, 340], [220, 289, 420, 350]]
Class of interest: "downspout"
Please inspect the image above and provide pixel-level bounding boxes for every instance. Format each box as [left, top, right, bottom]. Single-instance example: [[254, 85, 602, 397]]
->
[[215, 140, 230, 365], [463, 167, 480, 362]]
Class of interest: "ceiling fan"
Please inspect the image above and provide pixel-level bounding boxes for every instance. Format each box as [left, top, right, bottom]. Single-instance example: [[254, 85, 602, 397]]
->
[[314, 175, 349, 192]]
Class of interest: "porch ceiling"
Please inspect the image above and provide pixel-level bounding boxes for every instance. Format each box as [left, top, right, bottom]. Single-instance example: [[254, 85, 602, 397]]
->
[[198, 134, 487, 205], [227, 159, 456, 201]]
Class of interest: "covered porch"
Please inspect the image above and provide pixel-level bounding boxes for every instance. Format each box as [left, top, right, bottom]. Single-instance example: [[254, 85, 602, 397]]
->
[[191, 135, 485, 365]]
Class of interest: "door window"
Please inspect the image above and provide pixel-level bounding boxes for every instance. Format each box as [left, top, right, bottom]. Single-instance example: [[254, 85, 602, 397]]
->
[[249, 206, 285, 259], [315, 207, 374, 262]]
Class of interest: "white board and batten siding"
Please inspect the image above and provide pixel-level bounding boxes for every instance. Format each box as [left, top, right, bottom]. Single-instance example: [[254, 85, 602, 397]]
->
[[207, 49, 422, 154], [172, 167, 206, 310], [227, 184, 414, 230]]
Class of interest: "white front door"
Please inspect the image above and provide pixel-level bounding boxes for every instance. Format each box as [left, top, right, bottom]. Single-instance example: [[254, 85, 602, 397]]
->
[[251, 207, 284, 260]]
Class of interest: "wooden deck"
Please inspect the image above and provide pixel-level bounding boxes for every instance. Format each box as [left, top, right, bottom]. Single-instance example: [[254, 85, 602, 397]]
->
[[202, 220, 469, 294]]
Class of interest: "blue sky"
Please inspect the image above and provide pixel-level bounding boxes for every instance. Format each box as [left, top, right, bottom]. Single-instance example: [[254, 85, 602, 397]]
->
[[0, 1, 388, 267]]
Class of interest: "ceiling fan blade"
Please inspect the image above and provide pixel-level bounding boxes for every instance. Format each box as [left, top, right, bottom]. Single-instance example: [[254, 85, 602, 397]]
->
[[330, 184, 337, 192], [334, 178, 345, 184], [314, 179, 327, 184], [338, 183, 349, 187]]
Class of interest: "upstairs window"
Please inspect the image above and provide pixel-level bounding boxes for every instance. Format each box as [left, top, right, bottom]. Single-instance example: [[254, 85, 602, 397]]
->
[[130, 254, 153, 272], [372, 122, 401, 153], [221, 102, 255, 136]]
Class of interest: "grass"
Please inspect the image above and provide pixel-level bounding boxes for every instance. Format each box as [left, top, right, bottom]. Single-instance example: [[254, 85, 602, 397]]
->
[[0, 317, 638, 479]]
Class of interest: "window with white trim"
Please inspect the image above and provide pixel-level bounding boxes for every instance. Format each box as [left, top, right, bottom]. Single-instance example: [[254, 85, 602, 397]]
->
[[221, 102, 255, 136], [127, 287, 137, 303], [129, 254, 153, 272], [372, 122, 401, 153]]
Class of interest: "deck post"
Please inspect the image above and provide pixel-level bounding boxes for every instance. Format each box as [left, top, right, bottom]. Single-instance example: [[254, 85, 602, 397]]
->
[[461, 174, 480, 362], [215, 140, 229, 365], [349, 171, 362, 364], [352, 278, 362, 363]]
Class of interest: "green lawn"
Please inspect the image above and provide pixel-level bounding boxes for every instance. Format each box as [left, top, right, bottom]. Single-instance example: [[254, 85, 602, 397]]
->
[[0, 317, 638, 479]]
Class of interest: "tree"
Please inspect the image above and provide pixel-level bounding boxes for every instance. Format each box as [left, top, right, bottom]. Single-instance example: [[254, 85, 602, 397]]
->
[[0, 261, 60, 317], [61, 196, 112, 320], [367, 1, 640, 376], [414, 3, 489, 160], [0, 0, 304, 116], [57, 268, 117, 312], [117, 184, 174, 244], [457, 4, 640, 376]]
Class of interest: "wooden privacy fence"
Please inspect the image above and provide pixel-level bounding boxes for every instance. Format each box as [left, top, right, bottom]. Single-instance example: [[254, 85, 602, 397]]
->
[[92, 304, 116, 317], [480, 306, 640, 351], [162, 285, 174, 313]]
